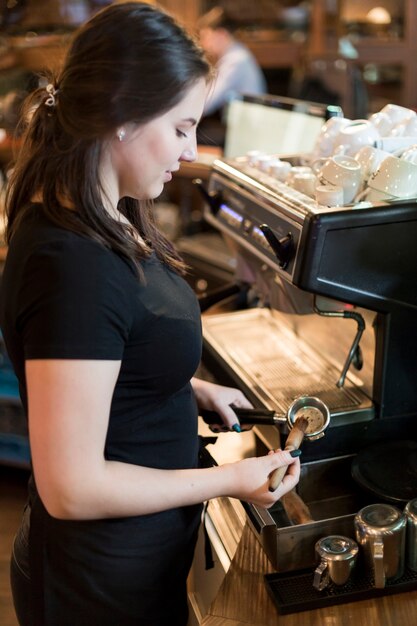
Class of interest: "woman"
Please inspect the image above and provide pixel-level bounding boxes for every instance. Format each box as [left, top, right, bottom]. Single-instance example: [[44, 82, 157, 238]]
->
[[0, 4, 300, 625]]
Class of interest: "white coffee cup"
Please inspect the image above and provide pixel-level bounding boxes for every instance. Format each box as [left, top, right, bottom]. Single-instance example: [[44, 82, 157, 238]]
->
[[390, 112, 417, 137], [381, 104, 416, 126], [400, 116, 417, 137], [315, 184, 344, 207], [287, 165, 313, 186], [399, 144, 417, 165], [292, 171, 317, 197], [375, 135, 417, 154], [312, 116, 351, 158], [333, 120, 380, 157], [313, 154, 362, 204], [246, 150, 263, 166], [256, 155, 276, 172], [354, 146, 390, 184], [369, 110, 394, 136], [269, 159, 291, 181], [390, 114, 417, 137], [368, 154, 417, 198]]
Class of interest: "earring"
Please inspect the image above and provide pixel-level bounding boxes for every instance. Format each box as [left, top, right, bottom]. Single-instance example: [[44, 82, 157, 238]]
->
[[118, 128, 126, 142]]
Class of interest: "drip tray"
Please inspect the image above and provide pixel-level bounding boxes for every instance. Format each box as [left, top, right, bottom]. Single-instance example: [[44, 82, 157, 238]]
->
[[265, 566, 417, 615], [244, 455, 376, 573], [202, 308, 373, 423]]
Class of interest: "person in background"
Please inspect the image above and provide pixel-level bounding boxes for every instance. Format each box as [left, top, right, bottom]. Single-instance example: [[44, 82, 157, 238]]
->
[[0, 4, 300, 626], [198, 6, 267, 117], [196, 5, 267, 147]]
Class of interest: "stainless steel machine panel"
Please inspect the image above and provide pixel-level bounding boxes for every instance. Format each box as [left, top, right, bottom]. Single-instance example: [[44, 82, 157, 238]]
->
[[202, 308, 373, 427]]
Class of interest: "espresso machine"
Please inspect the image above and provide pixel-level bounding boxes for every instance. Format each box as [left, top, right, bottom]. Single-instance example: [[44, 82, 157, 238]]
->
[[195, 153, 417, 576]]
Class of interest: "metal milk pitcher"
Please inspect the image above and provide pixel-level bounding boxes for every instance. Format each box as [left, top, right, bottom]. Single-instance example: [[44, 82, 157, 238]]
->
[[354, 503, 406, 588], [313, 535, 359, 590]]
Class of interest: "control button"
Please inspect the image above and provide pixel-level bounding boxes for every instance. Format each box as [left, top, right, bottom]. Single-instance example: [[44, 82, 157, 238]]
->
[[252, 226, 270, 249], [243, 219, 252, 233], [259, 224, 293, 268]]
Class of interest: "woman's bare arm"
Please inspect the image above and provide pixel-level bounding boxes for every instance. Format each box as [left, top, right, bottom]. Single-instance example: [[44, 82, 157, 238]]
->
[[27, 359, 300, 520]]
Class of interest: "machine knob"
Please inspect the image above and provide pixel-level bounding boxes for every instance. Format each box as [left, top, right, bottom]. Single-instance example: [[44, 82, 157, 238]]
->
[[259, 223, 293, 268], [192, 178, 222, 215]]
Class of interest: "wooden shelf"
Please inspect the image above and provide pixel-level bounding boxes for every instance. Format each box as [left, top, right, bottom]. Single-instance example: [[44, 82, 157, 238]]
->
[[244, 40, 304, 69], [353, 40, 407, 63], [301, 0, 417, 110]]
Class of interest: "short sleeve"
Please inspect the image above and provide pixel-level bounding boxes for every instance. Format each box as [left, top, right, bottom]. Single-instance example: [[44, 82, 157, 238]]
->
[[18, 237, 135, 360]]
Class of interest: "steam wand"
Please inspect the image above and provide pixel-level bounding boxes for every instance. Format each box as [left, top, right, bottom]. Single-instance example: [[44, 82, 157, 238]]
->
[[313, 298, 365, 388]]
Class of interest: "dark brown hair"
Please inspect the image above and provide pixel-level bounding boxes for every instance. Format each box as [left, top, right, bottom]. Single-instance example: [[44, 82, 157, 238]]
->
[[6, 2, 210, 275]]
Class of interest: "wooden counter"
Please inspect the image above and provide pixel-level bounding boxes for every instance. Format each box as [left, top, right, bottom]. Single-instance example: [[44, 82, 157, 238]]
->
[[201, 497, 417, 626]]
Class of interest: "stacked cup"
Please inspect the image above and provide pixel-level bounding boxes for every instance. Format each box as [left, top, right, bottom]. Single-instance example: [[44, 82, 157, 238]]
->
[[333, 120, 380, 157], [354, 146, 390, 188], [312, 154, 362, 205], [364, 153, 417, 202], [312, 117, 351, 159]]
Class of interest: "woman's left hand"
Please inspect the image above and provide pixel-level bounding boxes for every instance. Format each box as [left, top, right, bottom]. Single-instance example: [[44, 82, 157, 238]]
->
[[191, 378, 253, 432]]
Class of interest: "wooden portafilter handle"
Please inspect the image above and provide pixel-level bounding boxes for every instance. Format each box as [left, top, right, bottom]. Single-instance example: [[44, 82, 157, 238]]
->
[[268, 418, 308, 492]]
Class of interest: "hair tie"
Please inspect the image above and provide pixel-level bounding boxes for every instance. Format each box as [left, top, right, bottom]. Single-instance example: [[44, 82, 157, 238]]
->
[[45, 83, 59, 107]]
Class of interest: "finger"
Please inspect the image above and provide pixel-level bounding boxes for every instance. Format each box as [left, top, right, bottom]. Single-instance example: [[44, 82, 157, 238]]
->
[[279, 458, 301, 487], [212, 404, 241, 432], [209, 422, 232, 434], [285, 456, 301, 478], [268, 471, 300, 501], [230, 394, 253, 410], [266, 451, 300, 493], [279, 466, 300, 492], [269, 449, 299, 468]]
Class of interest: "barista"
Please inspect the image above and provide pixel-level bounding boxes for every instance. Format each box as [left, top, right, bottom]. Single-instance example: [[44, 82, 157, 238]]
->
[[0, 4, 300, 625]]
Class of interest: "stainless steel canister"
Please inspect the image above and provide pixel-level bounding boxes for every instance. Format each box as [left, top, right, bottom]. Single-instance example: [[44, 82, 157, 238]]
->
[[313, 535, 359, 590], [354, 503, 406, 588], [404, 498, 417, 571]]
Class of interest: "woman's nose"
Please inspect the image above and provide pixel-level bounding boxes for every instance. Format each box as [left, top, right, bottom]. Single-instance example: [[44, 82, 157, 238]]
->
[[180, 138, 197, 163]]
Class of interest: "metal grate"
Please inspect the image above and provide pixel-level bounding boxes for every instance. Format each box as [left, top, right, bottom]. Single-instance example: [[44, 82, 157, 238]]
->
[[265, 566, 417, 615], [203, 308, 369, 415]]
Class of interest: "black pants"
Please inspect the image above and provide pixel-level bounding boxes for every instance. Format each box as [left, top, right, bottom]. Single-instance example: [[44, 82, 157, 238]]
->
[[10, 502, 31, 626]]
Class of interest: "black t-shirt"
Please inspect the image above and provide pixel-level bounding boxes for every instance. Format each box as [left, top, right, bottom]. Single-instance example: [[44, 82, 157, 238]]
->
[[0, 205, 204, 625], [0, 205, 202, 470]]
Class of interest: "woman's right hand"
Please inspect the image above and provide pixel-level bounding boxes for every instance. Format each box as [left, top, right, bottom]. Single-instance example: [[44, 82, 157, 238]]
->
[[225, 449, 300, 509]]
